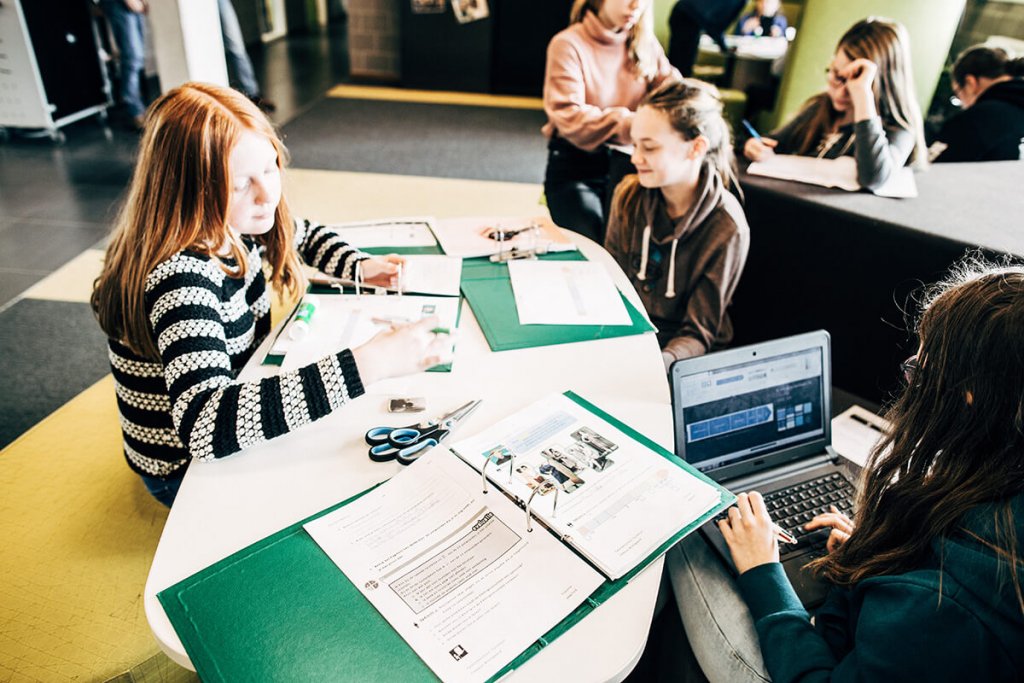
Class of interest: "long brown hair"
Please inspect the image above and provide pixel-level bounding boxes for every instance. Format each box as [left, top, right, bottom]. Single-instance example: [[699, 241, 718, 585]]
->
[[569, 0, 660, 81], [613, 78, 738, 220], [791, 17, 927, 167], [814, 258, 1024, 613], [92, 83, 303, 361]]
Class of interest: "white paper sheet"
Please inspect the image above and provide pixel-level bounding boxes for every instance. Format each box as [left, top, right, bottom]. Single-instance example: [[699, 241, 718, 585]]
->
[[315, 254, 463, 297], [432, 215, 577, 258], [831, 405, 890, 468], [304, 448, 604, 683], [507, 260, 630, 326], [327, 217, 438, 248], [270, 294, 460, 371], [449, 394, 721, 580], [747, 154, 917, 198]]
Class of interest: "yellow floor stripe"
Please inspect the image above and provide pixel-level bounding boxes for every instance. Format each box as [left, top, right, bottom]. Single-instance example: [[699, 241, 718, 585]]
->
[[326, 84, 544, 110], [21, 249, 105, 304], [0, 375, 171, 681]]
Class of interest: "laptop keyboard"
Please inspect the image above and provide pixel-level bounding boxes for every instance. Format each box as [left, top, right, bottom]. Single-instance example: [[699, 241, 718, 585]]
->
[[717, 472, 856, 555]]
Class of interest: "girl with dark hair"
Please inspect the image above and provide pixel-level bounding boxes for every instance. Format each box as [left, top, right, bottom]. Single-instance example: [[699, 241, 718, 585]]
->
[[743, 17, 927, 190], [932, 46, 1024, 162], [605, 79, 749, 371], [92, 83, 449, 506], [542, 0, 680, 244], [670, 259, 1024, 682]]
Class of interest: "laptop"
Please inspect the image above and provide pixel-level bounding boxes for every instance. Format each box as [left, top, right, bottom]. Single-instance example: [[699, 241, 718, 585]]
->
[[670, 330, 857, 608]]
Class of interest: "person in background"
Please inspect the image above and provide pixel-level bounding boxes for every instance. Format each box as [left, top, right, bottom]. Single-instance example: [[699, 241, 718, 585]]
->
[[605, 79, 749, 371], [670, 259, 1024, 682], [743, 17, 927, 190], [667, 0, 746, 77], [91, 83, 447, 506], [932, 46, 1024, 162], [735, 0, 787, 38], [218, 0, 276, 112], [100, 0, 147, 130], [542, 0, 680, 244]]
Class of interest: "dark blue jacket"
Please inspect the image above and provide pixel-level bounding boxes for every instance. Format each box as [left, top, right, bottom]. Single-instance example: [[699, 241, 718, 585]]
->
[[737, 494, 1024, 681]]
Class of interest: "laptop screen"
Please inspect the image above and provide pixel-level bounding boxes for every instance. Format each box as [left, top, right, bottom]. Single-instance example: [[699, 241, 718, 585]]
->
[[674, 345, 827, 475]]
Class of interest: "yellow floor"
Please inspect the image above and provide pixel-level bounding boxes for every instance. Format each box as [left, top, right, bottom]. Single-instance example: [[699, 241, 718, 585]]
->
[[1, 168, 544, 681], [326, 83, 543, 110]]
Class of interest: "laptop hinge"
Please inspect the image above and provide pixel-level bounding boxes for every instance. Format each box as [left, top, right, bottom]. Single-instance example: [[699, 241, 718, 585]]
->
[[726, 450, 839, 491]]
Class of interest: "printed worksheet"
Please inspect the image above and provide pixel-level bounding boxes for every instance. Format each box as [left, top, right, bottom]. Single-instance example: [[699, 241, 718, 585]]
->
[[327, 217, 438, 248], [305, 448, 604, 683], [508, 260, 630, 326], [449, 394, 722, 580], [271, 294, 460, 371]]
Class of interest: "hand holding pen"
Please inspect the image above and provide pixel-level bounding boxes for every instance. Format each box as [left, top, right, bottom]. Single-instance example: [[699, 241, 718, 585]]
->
[[741, 119, 779, 162]]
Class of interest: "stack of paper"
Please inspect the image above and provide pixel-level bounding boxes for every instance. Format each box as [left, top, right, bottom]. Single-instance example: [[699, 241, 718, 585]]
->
[[747, 154, 917, 198], [508, 260, 630, 326]]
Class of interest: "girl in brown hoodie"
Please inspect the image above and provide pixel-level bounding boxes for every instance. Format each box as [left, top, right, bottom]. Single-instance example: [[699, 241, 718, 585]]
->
[[605, 79, 750, 371]]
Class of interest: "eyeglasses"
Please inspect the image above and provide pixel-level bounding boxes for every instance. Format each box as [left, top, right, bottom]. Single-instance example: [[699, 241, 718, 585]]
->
[[900, 354, 920, 384], [825, 66, 847, 86]]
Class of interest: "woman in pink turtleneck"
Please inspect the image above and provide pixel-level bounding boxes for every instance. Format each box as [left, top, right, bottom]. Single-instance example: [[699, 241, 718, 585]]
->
[[542, 0, 680, 244]]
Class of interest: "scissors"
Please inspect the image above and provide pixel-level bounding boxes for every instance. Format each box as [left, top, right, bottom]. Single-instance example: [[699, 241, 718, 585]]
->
[[365, 400, 482, 465]]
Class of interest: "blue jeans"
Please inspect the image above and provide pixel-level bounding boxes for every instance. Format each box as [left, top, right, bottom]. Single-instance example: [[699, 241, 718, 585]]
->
[[101, 0, 146, 117], [667, 533, 770, 683], [140, 473, 183, 507], [218, 0, 260, 97]]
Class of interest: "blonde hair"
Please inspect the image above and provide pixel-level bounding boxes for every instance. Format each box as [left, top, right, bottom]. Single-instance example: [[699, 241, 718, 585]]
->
[[92, 82, 303, 360], [569, 0, 660, 81], [793, 17, 927, 167]]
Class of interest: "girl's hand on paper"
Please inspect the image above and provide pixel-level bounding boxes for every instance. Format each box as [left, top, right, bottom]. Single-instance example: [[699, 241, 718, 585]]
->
[[719, 491, 780, 574], [804, 505, 855, 553], [352, 316, 452, 384], [743, 136, 778, 162], [361, 254, 406, 288]]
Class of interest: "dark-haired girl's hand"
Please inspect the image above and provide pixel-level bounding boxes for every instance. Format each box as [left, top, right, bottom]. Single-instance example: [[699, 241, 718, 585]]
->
[[718, 491, 780, 574], [842, 58, 879, 121], [804, 505, 855, 553], [360, 254, 406, 289]]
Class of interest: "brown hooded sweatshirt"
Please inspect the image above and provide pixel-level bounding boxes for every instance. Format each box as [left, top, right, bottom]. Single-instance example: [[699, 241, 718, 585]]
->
[[605, 169, 749, 363]]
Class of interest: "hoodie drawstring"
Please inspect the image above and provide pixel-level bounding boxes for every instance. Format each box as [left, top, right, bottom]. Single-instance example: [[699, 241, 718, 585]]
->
[[637, 224, 651, 281], [665, 238, 678, 299]]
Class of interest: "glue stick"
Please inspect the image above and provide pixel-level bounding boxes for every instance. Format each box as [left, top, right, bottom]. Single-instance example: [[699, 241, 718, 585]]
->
[[288, 295, 320, 340]]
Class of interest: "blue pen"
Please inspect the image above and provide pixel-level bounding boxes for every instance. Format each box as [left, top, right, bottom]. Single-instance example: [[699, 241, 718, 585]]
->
[[742, 119, 762, 140]]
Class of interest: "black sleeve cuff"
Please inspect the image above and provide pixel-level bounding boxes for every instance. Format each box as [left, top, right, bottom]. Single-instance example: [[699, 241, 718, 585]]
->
[[337, 348, 365, 399]]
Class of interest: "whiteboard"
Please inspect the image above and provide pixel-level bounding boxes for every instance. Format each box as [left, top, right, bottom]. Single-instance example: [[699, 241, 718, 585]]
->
[[0, 0, 54, 128]]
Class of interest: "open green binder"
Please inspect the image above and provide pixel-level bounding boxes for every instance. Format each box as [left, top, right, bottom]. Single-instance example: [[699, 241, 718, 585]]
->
[[158, 393, 734, 682], [460, 252, 655, 352]]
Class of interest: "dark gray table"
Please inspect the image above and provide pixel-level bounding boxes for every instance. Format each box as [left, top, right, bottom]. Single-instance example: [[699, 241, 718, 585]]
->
[[730, 161, 1024, 404]]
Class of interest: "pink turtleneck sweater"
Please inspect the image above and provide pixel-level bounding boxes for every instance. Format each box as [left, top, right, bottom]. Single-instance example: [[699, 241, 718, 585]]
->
[[542, 12, 679, 152]]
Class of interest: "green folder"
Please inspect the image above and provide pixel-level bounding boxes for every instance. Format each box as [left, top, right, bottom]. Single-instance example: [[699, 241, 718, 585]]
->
[[460, 252, 655, 352], [158, 392, 734, 683]]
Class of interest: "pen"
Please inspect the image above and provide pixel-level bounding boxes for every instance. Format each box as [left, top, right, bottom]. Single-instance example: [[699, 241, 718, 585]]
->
[[742, 119, 762, 140], [774, 524, 797, 545], [430, 327, 451, 335]]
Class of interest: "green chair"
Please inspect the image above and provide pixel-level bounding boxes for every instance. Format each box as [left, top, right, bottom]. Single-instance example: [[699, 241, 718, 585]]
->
[[762, 0, 966, 131]]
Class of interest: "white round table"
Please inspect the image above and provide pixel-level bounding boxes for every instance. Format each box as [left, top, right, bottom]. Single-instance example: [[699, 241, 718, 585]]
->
[[143, 231, 673, 681]]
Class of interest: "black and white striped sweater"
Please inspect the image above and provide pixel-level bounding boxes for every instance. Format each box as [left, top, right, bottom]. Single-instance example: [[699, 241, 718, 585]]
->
[[108, 219, 368, 479]]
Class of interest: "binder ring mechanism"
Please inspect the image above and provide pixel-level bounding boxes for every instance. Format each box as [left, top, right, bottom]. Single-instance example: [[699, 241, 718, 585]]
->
[[480, 447, 558, 532], [487, 220, 549, 263]]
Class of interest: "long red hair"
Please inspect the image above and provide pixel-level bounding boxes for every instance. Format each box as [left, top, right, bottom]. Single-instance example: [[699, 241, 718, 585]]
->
[[92, 82, 303, 360]]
